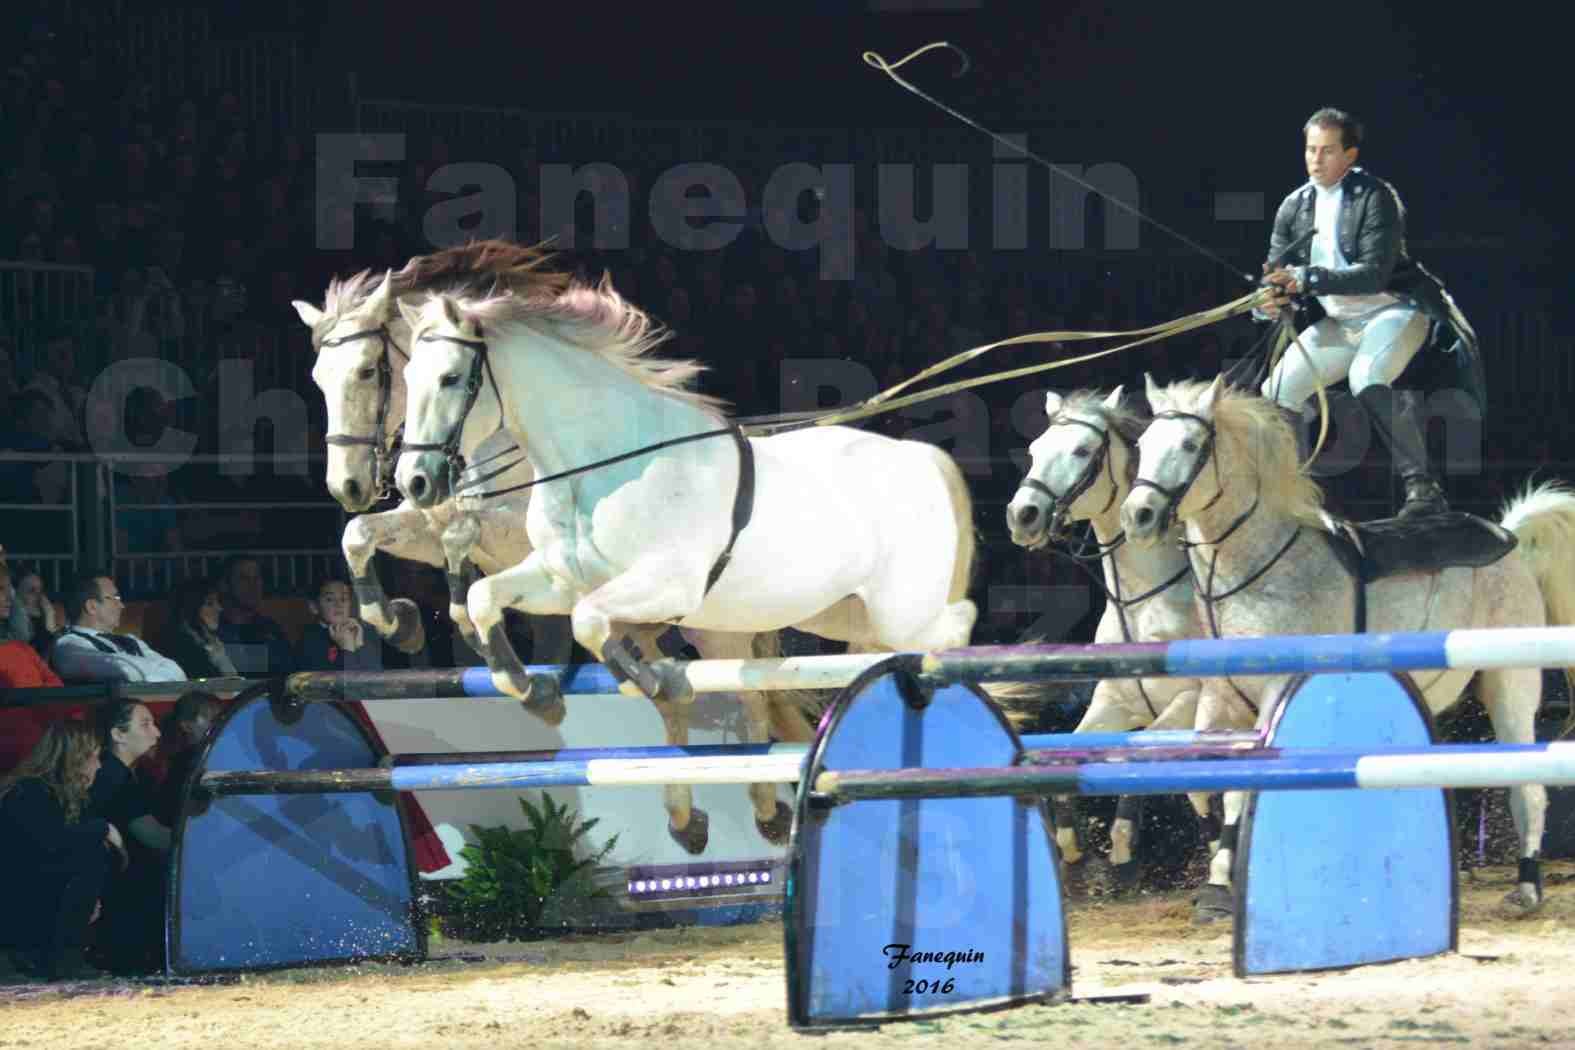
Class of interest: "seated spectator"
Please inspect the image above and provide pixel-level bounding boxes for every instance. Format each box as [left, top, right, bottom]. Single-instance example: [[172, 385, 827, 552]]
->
[[13, 566, 63, 656], [294, 573, 384, 672], [146, 690, 220, 828], [86, 700, 170, 974], [0, 559, 69, 772], [49, 570, 188, 684], [215, 555, 293, 676], [156, 578, 237, 680], [0, 721, 120, 981]]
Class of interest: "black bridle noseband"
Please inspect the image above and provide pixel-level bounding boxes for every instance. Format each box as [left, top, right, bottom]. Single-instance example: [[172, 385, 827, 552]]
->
[[320, 325, 407, 501]]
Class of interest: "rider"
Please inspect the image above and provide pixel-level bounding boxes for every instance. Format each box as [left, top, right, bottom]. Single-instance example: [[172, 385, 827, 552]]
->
[[1257, 107, 1483, 519]]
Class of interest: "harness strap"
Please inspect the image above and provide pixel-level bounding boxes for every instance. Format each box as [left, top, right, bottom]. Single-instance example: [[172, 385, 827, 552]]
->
[[704, 426, 756, 596]]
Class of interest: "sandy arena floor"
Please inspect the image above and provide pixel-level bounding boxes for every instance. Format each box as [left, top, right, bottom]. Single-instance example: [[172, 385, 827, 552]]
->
[[4, 861, 1574, 1049]]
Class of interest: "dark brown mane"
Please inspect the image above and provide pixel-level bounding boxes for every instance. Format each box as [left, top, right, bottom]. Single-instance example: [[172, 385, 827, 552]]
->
[[390, 238, 570, 304]]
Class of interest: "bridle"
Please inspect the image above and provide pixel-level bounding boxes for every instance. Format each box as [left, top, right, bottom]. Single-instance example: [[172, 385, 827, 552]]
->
[[1025, 413, 1189, 719], [320, 325, 408, 502], [1020, 414, 1120, 544], [1131, 408, 1311, 717], [398, 326, 517, 500], [1127, 410, 1225, 534]]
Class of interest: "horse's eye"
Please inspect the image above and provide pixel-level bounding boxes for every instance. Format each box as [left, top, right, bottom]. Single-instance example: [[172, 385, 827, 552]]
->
[[440, 373, 462, 389], [1182, 439, 1200, 454], [1072, 446, 1091, 460], [356, 367, 377, 381]]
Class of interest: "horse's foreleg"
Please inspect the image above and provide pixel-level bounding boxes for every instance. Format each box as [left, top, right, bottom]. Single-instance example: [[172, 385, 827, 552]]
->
[[342, 505, 443, 652], [439, 515, 487, 660], [574, 559, 707, 704], [1479, 666, 1548, 914], [1060, 682, 1145, 870], [1193, 683, 1254, 924], [467, 554, 578, 723]]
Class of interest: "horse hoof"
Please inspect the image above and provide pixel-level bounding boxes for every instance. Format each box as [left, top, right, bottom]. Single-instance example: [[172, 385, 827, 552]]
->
[[388, 599, 427, 654], [1191, 883, 1235, 926], [523, 676, 567, 726], [1105, 860, 1141, 899], [1499, 884, 1544, 918], [669, 808, 710, 855], [755, 801, 793, 846]]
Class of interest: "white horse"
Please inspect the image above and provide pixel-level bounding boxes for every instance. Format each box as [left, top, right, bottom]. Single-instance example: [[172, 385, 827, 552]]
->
[[1121, 373, 1575, 918], [1004, 387, 1247, 891], [292, 262, 573, 667], [390, 258, 976, 715], [293, 247, 814, 852]]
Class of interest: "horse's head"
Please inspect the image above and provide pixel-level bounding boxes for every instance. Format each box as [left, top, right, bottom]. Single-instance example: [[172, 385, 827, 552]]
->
[[1007, 387, 1133, 550], [395, 293, 492, 510], [1121, 373, 1225, 546], [294, 271, 405, 512]]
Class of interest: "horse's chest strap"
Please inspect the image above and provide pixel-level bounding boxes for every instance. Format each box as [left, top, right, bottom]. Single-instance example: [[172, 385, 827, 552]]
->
[[704, 425, 756, 595]]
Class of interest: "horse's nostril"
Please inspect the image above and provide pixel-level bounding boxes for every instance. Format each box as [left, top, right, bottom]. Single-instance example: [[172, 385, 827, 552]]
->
[[1135, 507, 1154, 527], [344, 479, 363, 504], [410, 474, 428, 500], [1015, 504, 1039, 528]]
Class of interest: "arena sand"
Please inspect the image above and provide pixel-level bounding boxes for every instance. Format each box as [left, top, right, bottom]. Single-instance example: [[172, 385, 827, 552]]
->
[[4, 861, 1573, 1049]]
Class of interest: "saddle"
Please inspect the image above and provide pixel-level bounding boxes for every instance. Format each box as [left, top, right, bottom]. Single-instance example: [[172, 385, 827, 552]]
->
[[1319, 510, 1518, 584]]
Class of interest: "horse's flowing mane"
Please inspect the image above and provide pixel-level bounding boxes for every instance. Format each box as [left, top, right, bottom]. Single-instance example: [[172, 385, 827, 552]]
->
[[1057, 389, 1150, 445], [309, 239, 571, 350], [1152, 379, 1325, 525], [441, 267, 726, 415]]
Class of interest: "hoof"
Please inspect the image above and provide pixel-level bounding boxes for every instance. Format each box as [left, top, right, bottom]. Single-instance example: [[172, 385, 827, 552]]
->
[[756, 801, 793, 846], [491, 670, 567, 726], [669, 808, 710, 856], [1059, 853, 1096, 900], [1499, 883, 1544, 918], [1191, 883, 1234, 926], [388, 599, 427, 654], [1105, 859, 1141, 899]]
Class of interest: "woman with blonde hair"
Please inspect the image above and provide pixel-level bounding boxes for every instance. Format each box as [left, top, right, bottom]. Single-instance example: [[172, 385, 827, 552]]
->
[[0, 720, 125, 980]]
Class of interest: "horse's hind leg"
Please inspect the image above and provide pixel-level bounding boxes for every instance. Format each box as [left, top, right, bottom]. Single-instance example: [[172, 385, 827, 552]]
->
[[1479, 666, 1549, 914], [685, 630, 793, 846], [342, 504, 443, 653]]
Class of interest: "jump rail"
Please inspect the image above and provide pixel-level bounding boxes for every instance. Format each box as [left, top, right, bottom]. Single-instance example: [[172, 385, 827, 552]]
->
[[277, 626, 1575, 702]]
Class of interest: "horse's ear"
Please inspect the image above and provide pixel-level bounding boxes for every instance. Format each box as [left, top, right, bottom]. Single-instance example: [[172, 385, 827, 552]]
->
[[366, 271, 394, 318], [1195, 374, 1225, 417], [396, 297, 423, 332], [1144, 371, 1162, 406], [1044, 391, 1063, 418], [1102, 385, 1124, 410], [441, 295, 462, 329], [291, 300, 323, 328]]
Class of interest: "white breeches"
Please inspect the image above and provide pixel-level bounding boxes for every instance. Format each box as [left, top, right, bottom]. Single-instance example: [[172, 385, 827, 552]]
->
[[1261, 302, 1429, 410]]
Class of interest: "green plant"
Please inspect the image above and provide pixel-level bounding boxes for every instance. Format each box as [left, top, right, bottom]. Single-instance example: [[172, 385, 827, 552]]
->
[[441, 792, 619, 941]]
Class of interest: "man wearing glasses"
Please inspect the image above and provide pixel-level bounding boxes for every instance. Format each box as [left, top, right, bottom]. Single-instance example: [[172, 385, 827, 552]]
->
[[50, 572, 187, 683]]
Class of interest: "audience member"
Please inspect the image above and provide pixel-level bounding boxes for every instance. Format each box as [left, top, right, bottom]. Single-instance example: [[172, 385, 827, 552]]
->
[[156, 577, 238, 680], [146, 690, 220, 827], [215, 555, 293, 676], [0, 560, 70, 773], [294, 573, 383, 672], [49, 570, 188, 683], [13, 567, 63, 656], [0, 721, 120, 981], [86, 699, 170, 974]]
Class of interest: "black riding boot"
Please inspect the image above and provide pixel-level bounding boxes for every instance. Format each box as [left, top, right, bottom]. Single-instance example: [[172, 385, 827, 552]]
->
[[1274, 404, 1312, 467], [1356, 385, 1448, 519]]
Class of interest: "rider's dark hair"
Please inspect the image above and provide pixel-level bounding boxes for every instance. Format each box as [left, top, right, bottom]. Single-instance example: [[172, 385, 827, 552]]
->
[[1304, 107, 1362, 150]]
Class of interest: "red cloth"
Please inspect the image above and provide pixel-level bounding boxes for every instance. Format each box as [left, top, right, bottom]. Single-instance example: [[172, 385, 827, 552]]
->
[[0, 641, 75, 771], [343, 701, 452, 874]]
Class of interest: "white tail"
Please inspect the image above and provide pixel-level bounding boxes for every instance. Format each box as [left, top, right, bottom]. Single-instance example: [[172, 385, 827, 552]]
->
[[1501, 479, 1575, 732]]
